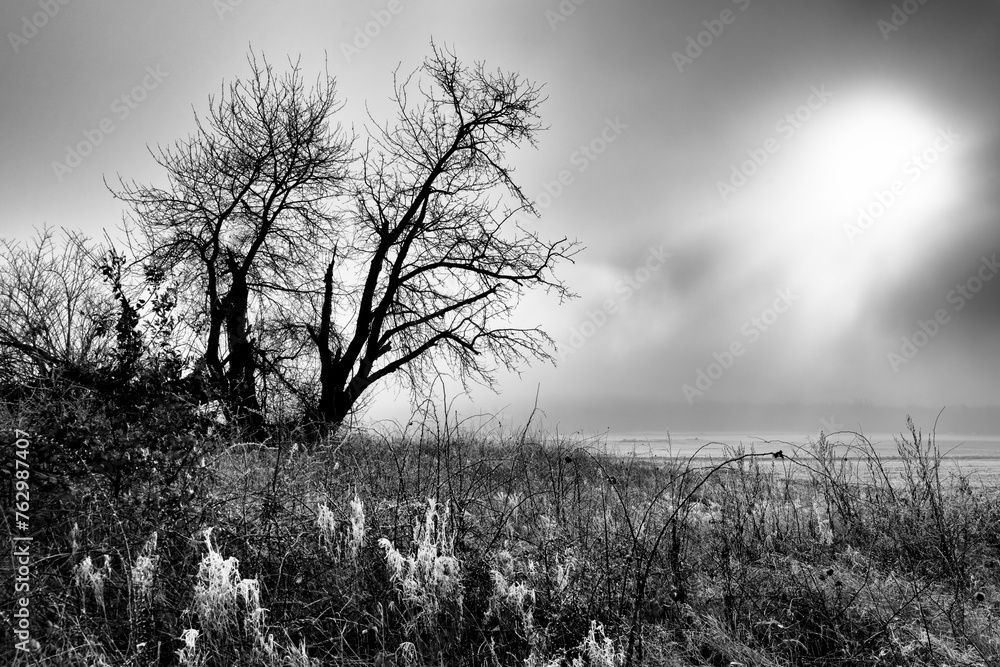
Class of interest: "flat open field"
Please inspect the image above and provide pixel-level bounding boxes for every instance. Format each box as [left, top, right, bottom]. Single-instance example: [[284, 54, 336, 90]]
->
[[608, 431, 1000, 485]]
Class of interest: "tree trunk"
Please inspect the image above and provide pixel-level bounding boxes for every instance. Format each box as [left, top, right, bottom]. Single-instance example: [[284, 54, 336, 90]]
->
[[317, 375, 368, 426], [311, 254, 367, 427], [205, 263, 225, 383], [223, 255, 262, 430]]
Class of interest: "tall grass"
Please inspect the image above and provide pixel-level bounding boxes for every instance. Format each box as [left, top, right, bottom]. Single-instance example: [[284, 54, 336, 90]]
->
[[3, 411, 1000, 665]]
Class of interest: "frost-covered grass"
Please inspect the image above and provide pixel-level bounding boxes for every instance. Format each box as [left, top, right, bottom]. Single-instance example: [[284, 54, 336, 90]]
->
[[5, 416, 1000, 666]]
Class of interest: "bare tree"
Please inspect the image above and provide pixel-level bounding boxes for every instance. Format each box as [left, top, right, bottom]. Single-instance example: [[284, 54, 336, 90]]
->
[[303, 45, 580, 424], [111, 45, 578, 429], [112, 52, 352, 427], [0, 228, 111, 388]]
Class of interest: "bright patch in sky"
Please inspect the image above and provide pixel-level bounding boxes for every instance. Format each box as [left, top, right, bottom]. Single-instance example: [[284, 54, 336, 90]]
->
[[729, 90, 965, 371], [798, 95, 939, 207]]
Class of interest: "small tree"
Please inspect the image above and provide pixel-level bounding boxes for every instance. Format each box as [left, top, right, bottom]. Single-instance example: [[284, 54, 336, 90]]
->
[[303, 45, 580, 424], [0, 227, 111, 389]]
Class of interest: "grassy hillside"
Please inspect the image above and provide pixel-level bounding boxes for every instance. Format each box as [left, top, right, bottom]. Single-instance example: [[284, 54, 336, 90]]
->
[[4, 410, 1000, 666]]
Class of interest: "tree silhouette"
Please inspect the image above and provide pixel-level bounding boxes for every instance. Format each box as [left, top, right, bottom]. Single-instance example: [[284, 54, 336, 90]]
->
[[112, 45, 578, 428], [303, 45, 579, 424], [0, 228, 111, 389], [112, 52, 352, 428]]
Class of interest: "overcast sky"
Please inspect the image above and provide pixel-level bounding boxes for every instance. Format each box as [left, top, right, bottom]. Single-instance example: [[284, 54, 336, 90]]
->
[[3, 0, 999, 434]]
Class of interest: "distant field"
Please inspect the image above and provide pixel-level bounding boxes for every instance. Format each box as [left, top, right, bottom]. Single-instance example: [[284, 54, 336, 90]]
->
[[607, 431, 1000, 484]]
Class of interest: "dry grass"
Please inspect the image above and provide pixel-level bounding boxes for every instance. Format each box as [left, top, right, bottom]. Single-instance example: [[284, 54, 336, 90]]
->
[[3, 414, 1000, 666]]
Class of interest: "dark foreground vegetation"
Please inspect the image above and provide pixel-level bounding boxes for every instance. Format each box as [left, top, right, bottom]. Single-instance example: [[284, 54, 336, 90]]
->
[[3, 380, 1000, 666]]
